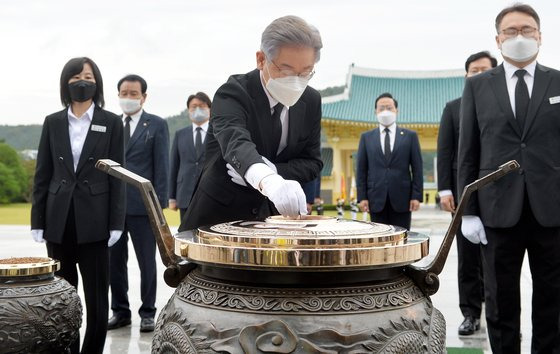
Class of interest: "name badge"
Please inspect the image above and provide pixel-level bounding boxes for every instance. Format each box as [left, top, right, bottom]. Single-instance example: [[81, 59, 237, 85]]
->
[[91, 124, 107, 133], [549, 96, 560, 105]]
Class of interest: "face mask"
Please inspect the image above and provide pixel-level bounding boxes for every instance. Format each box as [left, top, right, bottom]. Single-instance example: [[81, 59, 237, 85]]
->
[[68, 80, 96, 102], [119, 98, 142, 115], [377, 110, 397, 126], [190, 107, 209, 124], [500, 35, 539, 62], [265, 65, 309, 107]]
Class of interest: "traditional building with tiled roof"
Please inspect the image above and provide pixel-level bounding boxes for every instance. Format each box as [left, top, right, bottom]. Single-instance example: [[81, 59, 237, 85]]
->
[[319, 64, 465, 204]]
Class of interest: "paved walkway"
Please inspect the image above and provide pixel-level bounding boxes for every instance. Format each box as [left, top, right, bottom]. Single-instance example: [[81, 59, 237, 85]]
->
[[0, 206, 534, 353]]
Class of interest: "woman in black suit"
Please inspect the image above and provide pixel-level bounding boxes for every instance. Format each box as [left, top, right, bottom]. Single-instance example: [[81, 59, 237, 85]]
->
[[31, 57, 125, 354]]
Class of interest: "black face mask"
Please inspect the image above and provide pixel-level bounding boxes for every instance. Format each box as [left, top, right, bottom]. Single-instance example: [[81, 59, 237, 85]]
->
[[68, 80, 97, 102]]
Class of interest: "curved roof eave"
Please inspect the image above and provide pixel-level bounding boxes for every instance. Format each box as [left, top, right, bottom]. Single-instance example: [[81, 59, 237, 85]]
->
[[350, 65, 465, 79]]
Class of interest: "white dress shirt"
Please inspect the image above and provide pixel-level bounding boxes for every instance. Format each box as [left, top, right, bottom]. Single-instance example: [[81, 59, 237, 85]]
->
[[122, 109, 143, 138], [68, 103, 95, 171], [32, 102, 122, 243], [192, 120, 209, 143], [503, 60, 536, 117], [379, 122, 396, 154], [260, 71, 289, 155], [243, 72, 292, 189]]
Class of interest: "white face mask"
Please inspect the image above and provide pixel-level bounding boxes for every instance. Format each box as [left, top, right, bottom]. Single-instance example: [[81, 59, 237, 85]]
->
[[190, 107, 209, 124], [264, 65, 309, 107], [377, 110, 397, 126], [500, 35, 539, 62], [119, 98, 142, 115]]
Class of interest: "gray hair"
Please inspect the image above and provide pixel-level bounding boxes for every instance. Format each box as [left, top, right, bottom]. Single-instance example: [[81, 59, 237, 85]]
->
[[261, 15, 323, 63]]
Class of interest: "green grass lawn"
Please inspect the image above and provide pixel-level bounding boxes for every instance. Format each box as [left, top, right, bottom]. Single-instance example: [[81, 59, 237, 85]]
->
[[0, 203, 182, 226], [0, 203, 31, 225], [0, 203, 368, 226]]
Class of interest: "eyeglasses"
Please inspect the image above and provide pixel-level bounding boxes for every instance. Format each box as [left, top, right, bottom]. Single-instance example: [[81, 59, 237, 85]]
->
[[500, 26, 538, 38], [467, 69, 488, 76], [268, 60, 315, 80]]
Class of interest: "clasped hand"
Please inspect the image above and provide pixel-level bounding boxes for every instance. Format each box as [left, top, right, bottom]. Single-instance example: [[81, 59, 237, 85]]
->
[[461, 216, 487, 245]]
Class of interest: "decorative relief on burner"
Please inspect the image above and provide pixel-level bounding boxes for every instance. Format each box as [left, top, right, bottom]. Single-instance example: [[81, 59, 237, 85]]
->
[[152, 307, 446, 353], [0, 280, 67, 297], [0, 278, 82, 353], [174, 272, 425, 314], [363, 302, 446, 353]]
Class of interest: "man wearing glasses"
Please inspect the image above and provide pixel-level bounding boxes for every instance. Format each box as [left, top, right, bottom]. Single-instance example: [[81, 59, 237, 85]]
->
[[179, 16, 323, 231], [458, 4, 560, 353]]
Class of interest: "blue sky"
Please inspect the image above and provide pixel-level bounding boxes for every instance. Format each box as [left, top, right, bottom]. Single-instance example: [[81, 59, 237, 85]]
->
[[0, 0, 559, 125]]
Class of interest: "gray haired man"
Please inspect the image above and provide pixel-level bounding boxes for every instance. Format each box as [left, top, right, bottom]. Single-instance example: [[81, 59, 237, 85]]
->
[[179, 15, 323, 231]]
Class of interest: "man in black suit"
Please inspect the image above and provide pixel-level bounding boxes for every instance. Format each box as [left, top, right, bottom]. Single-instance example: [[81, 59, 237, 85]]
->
[[437, 51, 497, 336], [179, 15, 323, 231], [458, 4, 560, 353], [169, 92, 211, 220], [356, 93, 423, 230], [108, 75, 169, 332]]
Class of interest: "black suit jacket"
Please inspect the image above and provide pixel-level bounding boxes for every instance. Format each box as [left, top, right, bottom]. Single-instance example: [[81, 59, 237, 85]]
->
[[356, 126, 423, 213], [169, 125, 206, 209], [180, 69, 322, 230], [437, 97, 461, 198], [31, 106, 125, 244], [124, 111, 169, 215], [458, 63, 560, 228]]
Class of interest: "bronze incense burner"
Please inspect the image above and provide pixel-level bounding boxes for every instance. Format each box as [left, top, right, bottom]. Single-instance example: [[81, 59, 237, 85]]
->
[[0, 257, 82, 353], [96, 159, 519, 353]]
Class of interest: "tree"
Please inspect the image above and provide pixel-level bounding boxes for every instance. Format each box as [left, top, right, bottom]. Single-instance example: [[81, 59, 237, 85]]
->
[[21, 159, 36, 202], [0, 143, 27, 203], [0, 163, 20, 203]]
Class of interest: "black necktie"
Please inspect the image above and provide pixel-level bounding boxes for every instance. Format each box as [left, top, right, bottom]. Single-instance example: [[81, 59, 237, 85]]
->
[[384, 128, 391, 161], [515, 69, 529, 131], [195, 127, 202, 158], [124, 116, 131, 147], [271, 102, 284, 155]]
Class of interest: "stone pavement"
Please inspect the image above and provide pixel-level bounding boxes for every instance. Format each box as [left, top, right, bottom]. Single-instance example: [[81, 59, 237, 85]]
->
[[0, 206, 534, 353]]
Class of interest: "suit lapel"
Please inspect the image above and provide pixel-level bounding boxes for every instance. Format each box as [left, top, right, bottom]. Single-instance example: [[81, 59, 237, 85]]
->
[[247, 69, 277, 160], [489, 65, 521, 137], [370, 128, 386, 166], [127, 112, 149, 152], [53, 110, 75, 175], [76, 107, 106, 174], [523, 64, 551, 138]]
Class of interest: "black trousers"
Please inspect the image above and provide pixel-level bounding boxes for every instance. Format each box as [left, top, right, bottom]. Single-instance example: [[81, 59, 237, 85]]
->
[[179, 208, 187, 222], [46, 207, 109, 354], [109, 215, 157, 319], [482, 199, 560, 354], [370, 197, 411, 230], [456, 220, 484, 320]]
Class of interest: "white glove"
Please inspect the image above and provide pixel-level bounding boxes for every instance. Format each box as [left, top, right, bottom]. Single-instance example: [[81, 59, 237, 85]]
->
[[261, 156, 277, 173], [227, 157, 277, 187], [108, 230, 123, 247], [260, 174, 307, 217], [461, 216, 487, 245], [226, 163, 248, 186], [31, 229, 45, 243]]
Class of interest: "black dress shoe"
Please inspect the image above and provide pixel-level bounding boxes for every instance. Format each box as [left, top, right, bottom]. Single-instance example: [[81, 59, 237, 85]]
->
[[140, 317, 155, 332], [108, 315, 131, 330], [458, 317, 480, 335]]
